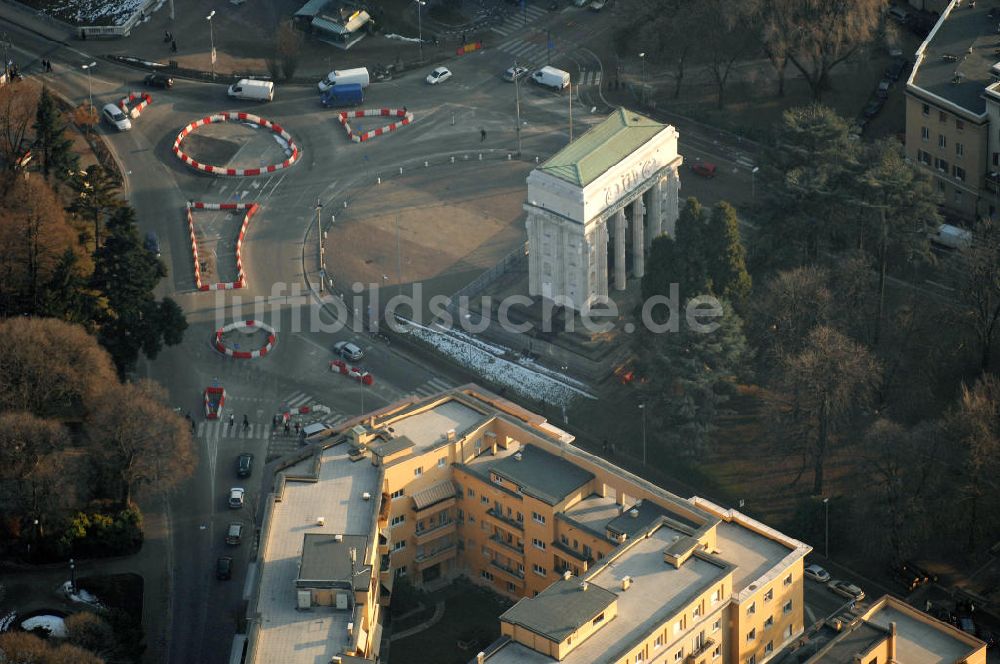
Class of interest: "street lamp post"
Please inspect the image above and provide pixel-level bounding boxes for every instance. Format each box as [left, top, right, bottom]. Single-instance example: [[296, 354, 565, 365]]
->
[[639, 52, 646, 103], [751, 166, 759, 201], [638, 403, 647, 465], [81, 61, 96, 110], [69, 558, 76, 594], [823, 497, 830, 559], [315, 200, 324, 293], [206, 11, 216, 81], [415, 0, 426, 64], [513, 59, 522, 156]]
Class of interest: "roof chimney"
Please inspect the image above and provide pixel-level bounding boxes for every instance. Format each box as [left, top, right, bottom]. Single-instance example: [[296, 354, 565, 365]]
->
[[622, 576, 632, 591], [629, 509, 639, 518], [317, 516, 326, 526], [476, 652, 485, 664], [334, 533, 343, 542], [514, 452, 523, 461], [563, 569, 572, 580], [581, 581, 589, 592], [447, 429, 456, 441]]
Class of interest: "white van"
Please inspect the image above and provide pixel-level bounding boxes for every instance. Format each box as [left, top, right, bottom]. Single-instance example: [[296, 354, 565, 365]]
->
[[318, 67, 370, 93], [531, 66, 571, 91], [929, 223, 972, 250], [227, 79, 274, 102]]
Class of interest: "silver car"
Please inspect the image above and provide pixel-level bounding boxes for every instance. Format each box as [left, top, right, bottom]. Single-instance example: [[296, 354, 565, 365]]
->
[[101, 103, 132, 132], [334, 340, 364, 361]]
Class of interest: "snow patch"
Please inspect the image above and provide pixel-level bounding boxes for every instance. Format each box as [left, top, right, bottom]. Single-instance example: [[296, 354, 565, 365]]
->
[[20, 615, 67, 638], [45, 0, 148, 26], [62, 581, 105, 609], [273, 134, 291, 155], [384, 33, 423, 43], [0, 611, 15, 632]]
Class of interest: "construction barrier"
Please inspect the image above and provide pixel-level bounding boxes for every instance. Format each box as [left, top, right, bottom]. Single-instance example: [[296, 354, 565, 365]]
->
[[173, 112, 300, 176], [118, 91, 152, 119], [337, 108, 414, 143], [214, 320, 277, 359], [186, 202, 259, 291], [455, 41, 484, 55]]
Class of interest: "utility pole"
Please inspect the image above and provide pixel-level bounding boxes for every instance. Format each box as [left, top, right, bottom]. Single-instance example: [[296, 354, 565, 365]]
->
[[395, 214, 402, 297], [415, 0, 426, 64], [81, 62, 96, 111], [514, 59, 522, 156], [316, 200, 324, 292], [823, 497, 830, 558], [206, 11, 216, 80], [568, 81, 573, 142], [639, 403, 646, 465]]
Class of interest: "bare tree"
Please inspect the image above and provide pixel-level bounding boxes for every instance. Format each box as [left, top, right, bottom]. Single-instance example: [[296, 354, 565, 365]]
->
[[956, 219, 1000, 372], [275, 21, 304, 81], [0, 412, 67, 509], [635, 1, 699, 99], [88, 379, 196, 506], [0, 81, 37, 164], [700, 0, 755, 108], [768, 326, 881, 495]]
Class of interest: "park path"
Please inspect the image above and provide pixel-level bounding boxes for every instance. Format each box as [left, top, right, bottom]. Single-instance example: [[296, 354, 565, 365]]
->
[[389, 601, 446, 641]]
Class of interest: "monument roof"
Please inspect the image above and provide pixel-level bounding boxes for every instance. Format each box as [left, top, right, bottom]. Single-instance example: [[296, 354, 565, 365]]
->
[[538, 109, 667, 187]]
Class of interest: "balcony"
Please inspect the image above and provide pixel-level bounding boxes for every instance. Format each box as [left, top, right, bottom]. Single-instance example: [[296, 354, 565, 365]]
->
[[415, 495, 456, 514], [488, 534, 525, 555], [486, 508, 524, 531], [489, 559, 525, 583], [685, 638, 715, 663], [414, 542, 457, 570], [414, 519, 457, 546]]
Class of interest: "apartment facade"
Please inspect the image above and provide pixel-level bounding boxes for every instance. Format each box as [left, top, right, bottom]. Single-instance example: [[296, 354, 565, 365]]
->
[[248, 386, 810, 664], [905, 0, 1000, 221]]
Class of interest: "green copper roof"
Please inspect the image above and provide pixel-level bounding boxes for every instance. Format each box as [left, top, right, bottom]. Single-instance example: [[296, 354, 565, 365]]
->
[[538, 108, 667, 187]]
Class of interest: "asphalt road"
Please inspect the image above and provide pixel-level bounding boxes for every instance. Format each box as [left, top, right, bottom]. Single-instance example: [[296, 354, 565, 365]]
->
[[3, 6, 770, 662]]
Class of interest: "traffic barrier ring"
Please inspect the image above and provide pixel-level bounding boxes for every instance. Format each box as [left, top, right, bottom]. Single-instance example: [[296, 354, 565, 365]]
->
[[173, 112, 300, 176], [119, 91, 152, 119], [279, 403, 331, 424], [337, 108, 414, 143], [214, 319, 276, 359], [330, 359, 375, 385], [186, 202, 259, 291]]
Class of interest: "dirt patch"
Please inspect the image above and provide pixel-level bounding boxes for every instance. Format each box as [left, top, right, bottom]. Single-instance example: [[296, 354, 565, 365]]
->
[[177, 122, 291, 171]]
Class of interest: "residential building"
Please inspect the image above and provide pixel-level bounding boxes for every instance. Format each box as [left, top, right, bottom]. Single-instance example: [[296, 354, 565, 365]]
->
[[245, 385, 810, 664], [905, 0, 1000, 221], [772, 595, 986, 664]]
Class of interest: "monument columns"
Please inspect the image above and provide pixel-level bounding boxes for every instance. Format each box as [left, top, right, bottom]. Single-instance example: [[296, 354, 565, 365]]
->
[[595, 223, 609, 301], [647, 178, 663, 248], [614, 209, 627, 291], [662, 170, 681, 238], [526, 212, 542, 297], [631, 197, 645, 279]]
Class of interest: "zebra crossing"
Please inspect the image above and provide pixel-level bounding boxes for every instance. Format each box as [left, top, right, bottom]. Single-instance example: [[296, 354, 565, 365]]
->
[[411, 377, 453, 399], [490, 4, 549, 37], [496, 36, 557, 67], [280, 390, 345, 430], [196, 420, 270, 440], [577, 69, 601, 87]]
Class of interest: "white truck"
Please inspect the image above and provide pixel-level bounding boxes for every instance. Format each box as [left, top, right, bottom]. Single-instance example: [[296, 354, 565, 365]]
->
[[227, 79, 274, 101], [531, 66, 571, 91], [318, 67, 371, 93], [929, 223, 973, 250]]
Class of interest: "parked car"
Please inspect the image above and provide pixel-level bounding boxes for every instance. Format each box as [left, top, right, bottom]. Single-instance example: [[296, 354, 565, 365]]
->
[[143, 73, 174, 88], [877, 78, 892, 98], [904, 560, 936, 583], [804, 564, 831, 583], [889, 561, 921, 592], [333, 340, 364, 361], [237, 452, 254, 478], [690, 162, 718, 178], [828, 580, 865, 601], [216, 556, 233, 580], [144, 231, 160, 258], [101, 103, 132, 132], [503, 65, 529, 82], [863, 97, 885, 119], [229, 487, 245, 509], [225, 522, 244, 545], [589, 0, 606, 10], [426, 67, 452, 85], [886, 59, 909, 82], [959, 616, 977, 635]]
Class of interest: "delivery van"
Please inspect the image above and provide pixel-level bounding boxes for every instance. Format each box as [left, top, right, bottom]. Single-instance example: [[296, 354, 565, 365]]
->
[[531, 66, 571, 90], [321, 83, 364, 107], [929, 223, 973, 250], [318, 67, 370, 93], [227, 79, 274, 102]]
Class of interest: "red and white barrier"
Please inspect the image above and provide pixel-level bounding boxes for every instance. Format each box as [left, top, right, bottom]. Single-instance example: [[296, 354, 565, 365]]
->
[[119, 91, 153, 119], [214, 319, 277, 359], [204, 386, 226, 419], [186, 202, 259, 291], [173, 112, 300, 176], [330, 359, 375, 385], [337, 108, 414, 143]]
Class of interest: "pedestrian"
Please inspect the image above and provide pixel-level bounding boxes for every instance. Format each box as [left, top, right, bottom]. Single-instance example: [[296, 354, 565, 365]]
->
[[40, 59, 46, 72], [229, 413, 235, 428], [164, 29, 170, 42], [294, 422, 301, 435], [272, 414, 279, 429], [403, 105, 407, 114], [480, 128, 487, 142], [462, 32, 466, 45], [47, 60, 52, 72], [284, 421, 291, 435], [243, 414, 249, 430], [171, 39, 177, 53]]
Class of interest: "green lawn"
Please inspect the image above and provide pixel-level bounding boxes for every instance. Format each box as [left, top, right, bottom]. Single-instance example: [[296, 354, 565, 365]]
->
[[389, 578, 513, 664]]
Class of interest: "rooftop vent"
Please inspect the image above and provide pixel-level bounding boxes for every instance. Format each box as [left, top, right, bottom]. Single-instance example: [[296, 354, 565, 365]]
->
[[622, 576, 632, 591], [362, 492, 371, 501], [447, 429, 456, 441], [335, 533, 343, 542], [331, 657, 343, 664], [563, 569, 573, 580], [514, 452, 523, 461], [317, 516, 326, 526], [476, 652, 485, 664], [581, 581, 589, 592], [347, 622, 354, 636], [629, 509, 639, 518]]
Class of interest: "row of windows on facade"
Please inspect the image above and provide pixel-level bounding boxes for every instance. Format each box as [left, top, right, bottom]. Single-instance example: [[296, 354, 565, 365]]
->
[[919, 127, 965, 157], [915, 149, 967, 181], [921, 103, 965, 132], [745, 600, 794, 643]]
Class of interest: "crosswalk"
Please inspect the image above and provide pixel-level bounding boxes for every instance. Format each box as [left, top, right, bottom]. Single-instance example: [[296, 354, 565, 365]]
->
[[490, 5, 548, 37], [411, 377, 453, 399], [196, 420, 270, 440], [577, 69, 601, 87]]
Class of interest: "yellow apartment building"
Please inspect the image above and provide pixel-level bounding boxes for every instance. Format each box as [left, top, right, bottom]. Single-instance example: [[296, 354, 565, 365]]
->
[[905, 0, 1000, 221], [246, 385, 811, 664]]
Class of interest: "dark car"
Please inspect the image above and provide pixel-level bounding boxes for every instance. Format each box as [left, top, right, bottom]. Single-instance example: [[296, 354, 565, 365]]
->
[[143, 73, 174, 89], [237, 452, 254, 478], [889, 562, 921, 592], [904, 560, 936, 583], [225, 522, 244, 545], [216, 556, 233, 580], [886, 59, 909, 82], [863, 97, 885, 119], [144, 231, 160, 257]]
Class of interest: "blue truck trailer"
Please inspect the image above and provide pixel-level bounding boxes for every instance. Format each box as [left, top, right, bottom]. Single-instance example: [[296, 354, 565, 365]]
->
[[321, 83, 364, 107]]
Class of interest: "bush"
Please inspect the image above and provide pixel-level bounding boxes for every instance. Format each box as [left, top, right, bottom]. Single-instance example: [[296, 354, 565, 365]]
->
[[57, 508, 143, 558]]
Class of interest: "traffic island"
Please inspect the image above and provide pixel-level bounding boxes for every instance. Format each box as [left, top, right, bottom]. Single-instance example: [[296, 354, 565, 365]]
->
[[173, 112, 300, 176], [337, 108, 414, 143], [186, 202, 259, 291], [214, 320, 276, 359]]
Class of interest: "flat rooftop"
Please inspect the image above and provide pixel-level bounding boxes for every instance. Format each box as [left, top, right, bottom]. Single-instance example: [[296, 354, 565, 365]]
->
[[865, 603, 978, 663], [564, 494, 677, 541], [715, 520, 794, 591], [388, 399, 486, 451], [462, 444, 594, 506], [254, 445, 379, 663], [563, 494, 620, 537], [910, 0, 999, 115], [563, 526, 730, 664], [482, 639, 557, 664], [809, 621, 886, 663]]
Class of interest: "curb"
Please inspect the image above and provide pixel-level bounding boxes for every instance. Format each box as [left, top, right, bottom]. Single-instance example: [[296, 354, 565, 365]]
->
[[186, 202, 259, 291], [214, 320, 276, 359], [173, 112, 300, 176], [337, 108, 414, 143]]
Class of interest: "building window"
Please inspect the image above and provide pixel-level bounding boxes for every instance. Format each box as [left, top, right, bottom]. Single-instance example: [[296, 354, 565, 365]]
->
[[764, 589, 773, 602], [491, 473, 502, 484], [673, 651, 683, 662], [636, 653, 645, 663], [955, 165, 966, 181], [955, 188, 963, 204], [747, 628, 756, 642], [747, 656, 756, 664], [392, 541, 406, 551], [922, 103, 930, 116], [561, 534, 569, 545], [391, 515, 405, 527], [785, 625, 794, 638], [467, 488, 475, 497], [390, 488, 405, 499], [993, 152, 999, 166], [517, 512, 523, 522], [655, 635, 663, 649], [935, 157, 949, 173], [481, 570, 494, 581], [713, 646, 721, 659], [532, 538, 546, 550], [507, 582, 516, 592], [784, 574, 792, 586], [469, 515, 475, 523], [765, 641, 774, 655], [532, 512, 546, 524], [783, 600, 793, 614], [956, 118, 965, 130], [481, 496, 488, 504], [674, 619, 684, 635], [457, 509, 464, 522], [712, 619, 721, 633], [395, 566, 407, 578], [532, 564, 547, 576], [920, 126, 930, 142], [593, 613, 605, 626], [747, 602, 756, 616], [583, 544, 592, 559], [917, 149, 931, 165], [956, 142, 964, 157], [939, 111, 947, 122], [693, 604, 702, 618], [938, 134, 947, 148], [712, 588, 722, 605], [438, 457, 446, 468], [414, 467, 422, 477], [765, 616, 774, 628]]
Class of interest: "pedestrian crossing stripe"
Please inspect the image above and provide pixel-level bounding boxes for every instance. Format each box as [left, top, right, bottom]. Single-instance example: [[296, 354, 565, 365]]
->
[[282, 391, 312, 408], [196, 421, 271, 440], [577, 70, 601, 86], [412, 377, 453, 398]]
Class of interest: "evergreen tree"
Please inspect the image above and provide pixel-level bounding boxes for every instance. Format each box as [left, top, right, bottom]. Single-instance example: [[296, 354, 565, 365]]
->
[[674, 197, 712, 299], [68, 164, 121, 249], [91, 206, 186, 375], [641, 234, 679, 301], [32, 86, 78, 179], [706, 201, 752, 304], [39, 248, 104, 326]]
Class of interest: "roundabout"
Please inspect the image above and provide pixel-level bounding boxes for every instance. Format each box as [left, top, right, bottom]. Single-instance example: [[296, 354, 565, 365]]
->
[[213, 320, 276, 359], [173, 112, 300, 176]]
